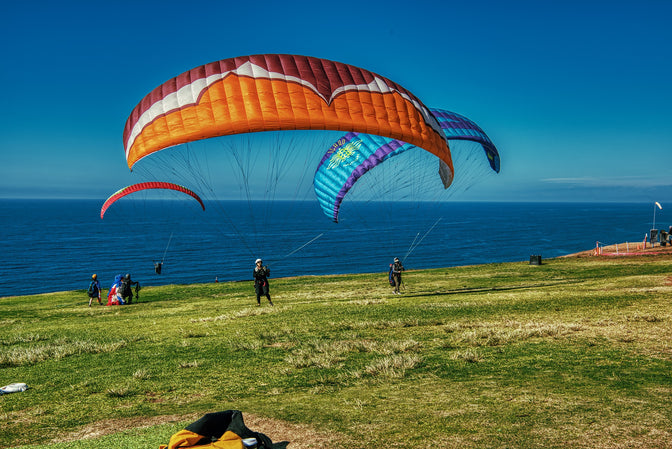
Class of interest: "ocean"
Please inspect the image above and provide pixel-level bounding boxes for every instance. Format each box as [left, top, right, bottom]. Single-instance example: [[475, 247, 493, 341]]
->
[[0, 199, 662, 297]]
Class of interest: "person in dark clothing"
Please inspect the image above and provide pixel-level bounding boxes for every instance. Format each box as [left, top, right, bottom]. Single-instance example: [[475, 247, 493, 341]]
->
[[87, 274, 102, 307], [253, 258, 273, 306], [391, 257, 404, 294], [119, 273, 139, 304]]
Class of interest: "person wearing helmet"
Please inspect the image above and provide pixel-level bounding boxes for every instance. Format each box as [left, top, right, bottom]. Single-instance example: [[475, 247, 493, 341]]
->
[[391, 257, 405, 294], [119, 273, 139, 304], [87, 274, 102, 307], [253, 258, 273, 306]]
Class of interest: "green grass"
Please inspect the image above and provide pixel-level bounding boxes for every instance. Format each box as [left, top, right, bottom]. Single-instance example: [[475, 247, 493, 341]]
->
[[1, 255, 672, 448]]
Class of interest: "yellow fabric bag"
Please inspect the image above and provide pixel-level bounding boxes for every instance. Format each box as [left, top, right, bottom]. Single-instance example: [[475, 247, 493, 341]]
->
[[160, 429, 243, 449]]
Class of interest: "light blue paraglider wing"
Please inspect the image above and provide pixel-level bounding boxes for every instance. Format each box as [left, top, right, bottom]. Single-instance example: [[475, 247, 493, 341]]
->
[[313, 109, 500, 222], [313, 132, 415, 222]]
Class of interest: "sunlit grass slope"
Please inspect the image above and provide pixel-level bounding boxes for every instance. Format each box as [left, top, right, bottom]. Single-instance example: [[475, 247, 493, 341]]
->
[[1, 255, 671, 448]]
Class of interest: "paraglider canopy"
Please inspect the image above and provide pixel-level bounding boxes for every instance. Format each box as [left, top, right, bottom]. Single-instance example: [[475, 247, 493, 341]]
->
[[100, 182, 205, 219], [313, 109, 501, 222], [123, 54, 453, 181]]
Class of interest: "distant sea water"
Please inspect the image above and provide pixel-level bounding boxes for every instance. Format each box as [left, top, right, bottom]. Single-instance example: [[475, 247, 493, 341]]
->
[[0, 199, 662, 297]]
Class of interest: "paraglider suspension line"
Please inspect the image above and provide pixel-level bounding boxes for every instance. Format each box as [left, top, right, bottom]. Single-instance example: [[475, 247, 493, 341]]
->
[[261, 233, 324, 267], [284, 233, 324, 258], [161, 232, 174, 263], [403, 217, 442, 262]]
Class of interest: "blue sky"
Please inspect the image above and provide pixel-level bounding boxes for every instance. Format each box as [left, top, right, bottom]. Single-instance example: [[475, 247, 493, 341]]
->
[[2, 0, 670, 202]]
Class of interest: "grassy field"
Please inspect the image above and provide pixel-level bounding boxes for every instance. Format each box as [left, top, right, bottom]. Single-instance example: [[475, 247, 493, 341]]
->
[[1, 255, 671, 448]]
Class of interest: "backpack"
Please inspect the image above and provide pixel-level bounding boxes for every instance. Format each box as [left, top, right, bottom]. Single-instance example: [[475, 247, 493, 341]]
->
[[87, 281, 97, 296], [388, 264, 395, 286], [119, 280, 130, 296]]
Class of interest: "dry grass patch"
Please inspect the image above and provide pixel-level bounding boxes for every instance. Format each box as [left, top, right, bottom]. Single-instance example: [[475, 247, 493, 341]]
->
[[105, 386, 134, 398], [133, 368, 151, 379], [450, 348, 483, 363], [190, 306, 283, 323], [625, 313, 665, 323], [363, 353, 422, 377], [574, 311, 672, 358], [232, 306, 284, 318], [177, 360, 202, 369], [0, 333, 49, 345], [285, 338, 422, 369], [0, 339, 128, 367], [336, 318, 421, 330], [191, 314, 229, 322], [348, 298, 387, 305], [421, 301, 484, 309], [228, 337, 264, 351], [443, 320, 584, 348], [530, 417, 672, 449]]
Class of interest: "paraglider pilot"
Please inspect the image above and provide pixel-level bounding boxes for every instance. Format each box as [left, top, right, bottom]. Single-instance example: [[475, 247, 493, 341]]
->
[[119, 274, 140, 304], [391, 257, 404, 294], [253, 259, 273, 306]]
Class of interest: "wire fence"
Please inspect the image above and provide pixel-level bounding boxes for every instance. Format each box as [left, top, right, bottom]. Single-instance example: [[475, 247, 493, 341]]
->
[[594, 237, 670, 255]]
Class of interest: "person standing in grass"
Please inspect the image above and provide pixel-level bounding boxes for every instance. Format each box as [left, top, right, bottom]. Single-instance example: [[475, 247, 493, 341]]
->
[[253, 258, 273, 306], [119, 274, 139, 304], [391, 257, 404, 294], [87, 274, 102, 306]]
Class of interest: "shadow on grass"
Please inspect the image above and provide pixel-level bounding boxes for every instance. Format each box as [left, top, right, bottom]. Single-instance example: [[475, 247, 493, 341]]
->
[[402, 280, 585, 298]]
